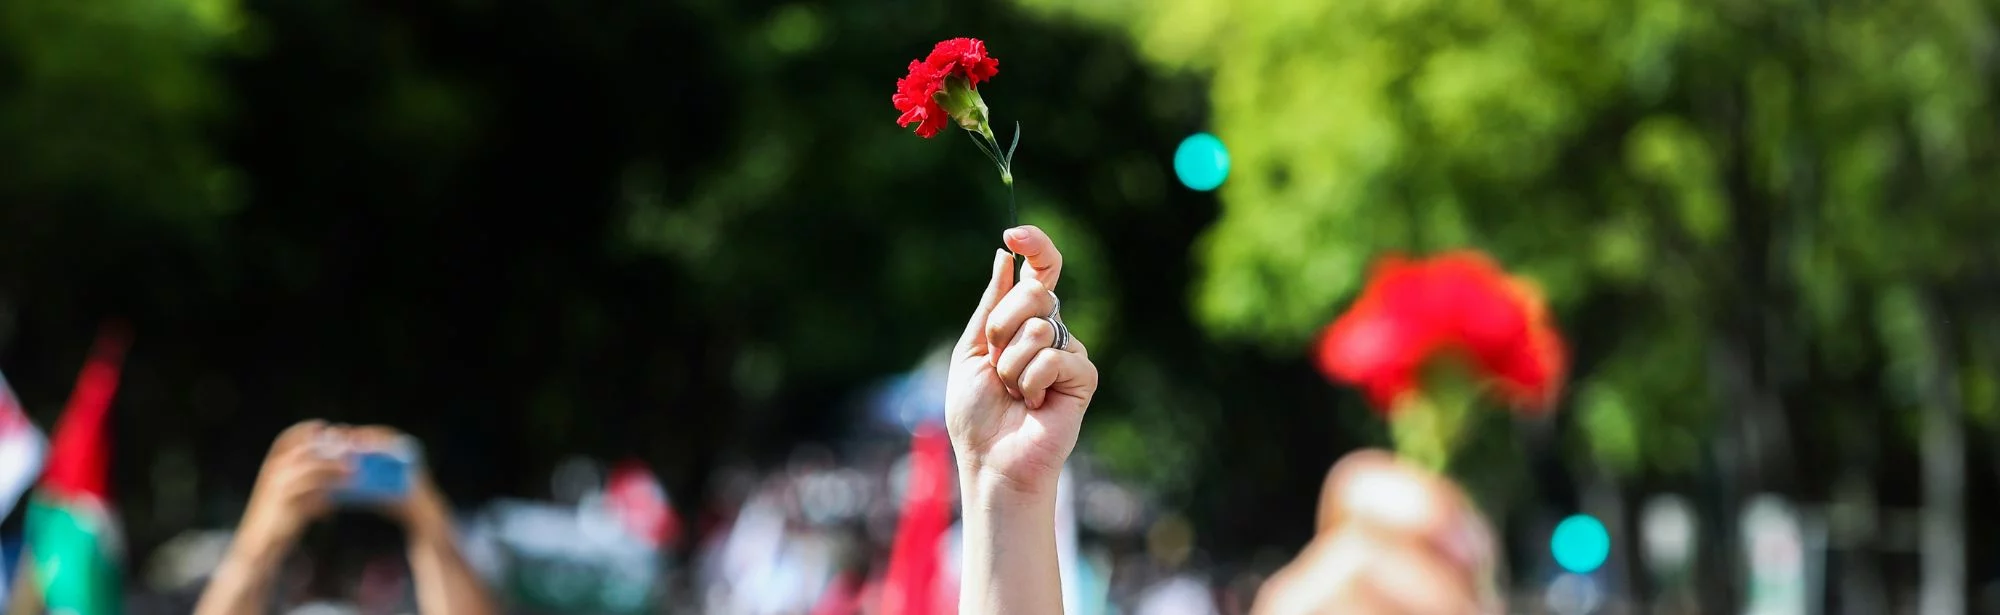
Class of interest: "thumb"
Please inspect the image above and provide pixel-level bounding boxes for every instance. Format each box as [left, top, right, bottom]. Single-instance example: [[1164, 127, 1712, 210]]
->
[[956, 249, 1015, 358], [1317, 451, 1491, 570]]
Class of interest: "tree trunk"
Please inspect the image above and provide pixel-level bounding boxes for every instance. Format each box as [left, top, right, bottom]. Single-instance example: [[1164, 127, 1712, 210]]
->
[[1915, 294, 1964, 615], [1831, 474, 1887, 615]]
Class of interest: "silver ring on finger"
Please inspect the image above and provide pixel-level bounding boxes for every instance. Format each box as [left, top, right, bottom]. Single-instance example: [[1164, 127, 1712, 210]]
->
[[1047, 316, 1071, 352]]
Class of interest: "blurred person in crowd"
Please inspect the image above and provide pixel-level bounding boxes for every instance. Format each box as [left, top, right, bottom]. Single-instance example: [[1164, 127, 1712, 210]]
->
[[699, 474, 847, 615], [194, 421, 497, 615], [946, 226, 1499, 615], [809, 526, 876, 615]]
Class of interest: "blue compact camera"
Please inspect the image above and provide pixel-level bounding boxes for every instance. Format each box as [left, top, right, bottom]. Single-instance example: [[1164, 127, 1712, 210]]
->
[[333, 437, 418, 504]]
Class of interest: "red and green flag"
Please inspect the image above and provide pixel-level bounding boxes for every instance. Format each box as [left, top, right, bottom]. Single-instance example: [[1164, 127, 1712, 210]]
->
[[880, 424, 953, 615], [26, 326, 128, 615]]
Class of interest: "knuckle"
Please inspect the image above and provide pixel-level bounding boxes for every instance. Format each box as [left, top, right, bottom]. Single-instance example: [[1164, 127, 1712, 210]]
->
[[1026, 349, 1060, 380], [1020, 318, 1055, 343], [1013, 277, 1047, 299], [278, 420, 322, 441], [996, 352, 1022, 377]]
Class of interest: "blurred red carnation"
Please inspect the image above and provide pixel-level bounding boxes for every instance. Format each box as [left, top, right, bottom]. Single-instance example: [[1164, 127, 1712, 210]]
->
[[892, 38, 1000, 138], [1314, 251, 1567, 414]]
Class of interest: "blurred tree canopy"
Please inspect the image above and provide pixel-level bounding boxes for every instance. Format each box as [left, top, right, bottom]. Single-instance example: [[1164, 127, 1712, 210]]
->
[[1015, 0, 2000, 482]]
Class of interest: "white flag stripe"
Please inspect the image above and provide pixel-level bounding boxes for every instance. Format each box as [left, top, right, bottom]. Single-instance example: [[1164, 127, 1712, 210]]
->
[[0, 373, 48, 523]]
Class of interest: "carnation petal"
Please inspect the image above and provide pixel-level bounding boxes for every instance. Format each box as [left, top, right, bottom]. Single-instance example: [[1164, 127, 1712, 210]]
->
[[893, 38, 999, 139], [1316, 250, 1568, 415]]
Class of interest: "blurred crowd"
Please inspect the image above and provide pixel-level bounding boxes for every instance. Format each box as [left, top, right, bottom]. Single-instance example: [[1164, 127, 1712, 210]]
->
[[103, 435, 1221, 615], [0, 335, 1239, 615]]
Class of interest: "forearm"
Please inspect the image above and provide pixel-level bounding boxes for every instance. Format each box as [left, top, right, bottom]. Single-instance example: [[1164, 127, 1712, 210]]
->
[[194, 533, 291, 615], [956, 465, 1065, 615], [405, 508, 499, 615]]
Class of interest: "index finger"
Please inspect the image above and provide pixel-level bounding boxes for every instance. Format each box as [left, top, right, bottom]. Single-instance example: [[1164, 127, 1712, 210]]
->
[[345, 425, 408, 450], [1002, 226, 1064, 290], [956, 249, 1017, 359], [270, 420, 329, 454]]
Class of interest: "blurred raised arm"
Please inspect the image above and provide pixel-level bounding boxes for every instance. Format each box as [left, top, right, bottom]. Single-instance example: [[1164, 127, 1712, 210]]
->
[[196, 421, 347, 615], [349, 426, 500, 615]]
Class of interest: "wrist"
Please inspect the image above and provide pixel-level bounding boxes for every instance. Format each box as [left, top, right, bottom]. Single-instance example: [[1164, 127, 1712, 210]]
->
[[402, 493, 457, 547], [222, 518, 295, 572], [957, 462, 1060, 510]]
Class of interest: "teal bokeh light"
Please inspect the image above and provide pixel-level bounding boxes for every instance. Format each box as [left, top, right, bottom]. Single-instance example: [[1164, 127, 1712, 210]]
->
[[1173, 133, 1230, 191], [1551, 514, 1611, 574]]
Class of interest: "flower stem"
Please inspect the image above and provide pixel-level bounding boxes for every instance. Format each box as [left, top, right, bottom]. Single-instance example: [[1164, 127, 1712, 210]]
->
[[963, 122, 1021, 251], [1391, 399, 1453, 474], [1006, 178, 1017, 229], [1389, 378, 1478, 475], [1002, 122, 1018, 227]]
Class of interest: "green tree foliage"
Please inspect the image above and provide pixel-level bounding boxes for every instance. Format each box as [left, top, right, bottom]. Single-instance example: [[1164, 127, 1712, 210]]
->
[[1015, 0, 2000, 477], [0, 0, 245, 306]]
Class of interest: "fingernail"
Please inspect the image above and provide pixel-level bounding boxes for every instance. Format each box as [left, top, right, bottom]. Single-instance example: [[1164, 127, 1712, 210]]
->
[[1345, 471, 1429, 522], [1005, 227, 1030, 241]]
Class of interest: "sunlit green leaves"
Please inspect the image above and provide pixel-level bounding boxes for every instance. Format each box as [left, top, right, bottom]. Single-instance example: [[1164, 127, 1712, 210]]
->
[[1624, 117, 1726, 244], [1016, 0, 2000, 476]]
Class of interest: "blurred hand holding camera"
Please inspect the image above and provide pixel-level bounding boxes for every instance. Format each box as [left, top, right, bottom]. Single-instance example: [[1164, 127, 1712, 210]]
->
[[235, 420, 349, 554]]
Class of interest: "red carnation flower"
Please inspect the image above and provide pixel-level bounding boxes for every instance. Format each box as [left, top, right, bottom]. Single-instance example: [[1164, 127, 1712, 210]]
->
[[893, 38, 1001, 139], [893, 59, 950, 138], [891, 36, 1021, 225], [1315, 257, 1439, 409], [1315, 251, 1567, 414], [924, 38, 1000, 87]]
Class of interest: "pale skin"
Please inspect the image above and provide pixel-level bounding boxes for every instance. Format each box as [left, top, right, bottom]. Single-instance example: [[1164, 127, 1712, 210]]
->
[[194, 421, 499, 615], [947, 227, 1499, 615], [947, 226, 1096, 615], [1251, 450, 1502, 615]]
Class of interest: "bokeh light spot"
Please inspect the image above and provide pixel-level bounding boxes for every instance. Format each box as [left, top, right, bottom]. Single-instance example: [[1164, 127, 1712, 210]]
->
[[1551, 514, 1611, 574], [1174, 133, 1230, 191]]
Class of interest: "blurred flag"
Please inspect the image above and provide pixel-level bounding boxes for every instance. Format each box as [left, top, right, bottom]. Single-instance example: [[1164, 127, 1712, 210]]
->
[[0, 372, 47, 522], [604, 460, 679, 550], [27, 326, 129, 615], [880, 423, 951, 615]]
